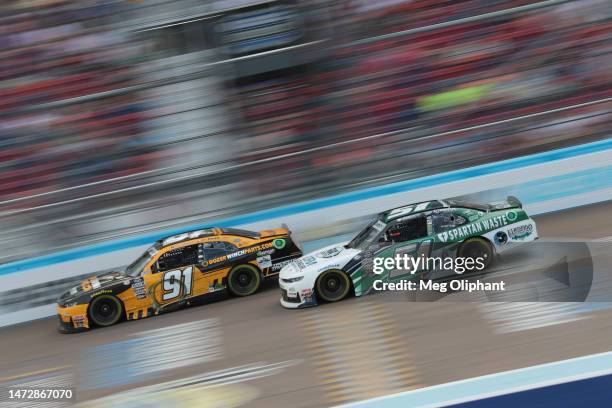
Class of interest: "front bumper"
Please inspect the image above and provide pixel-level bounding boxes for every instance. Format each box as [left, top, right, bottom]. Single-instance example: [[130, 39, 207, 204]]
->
[[57, 315, 89, 333], [56, 303, 90, 333], [279, 282, 317, 309]]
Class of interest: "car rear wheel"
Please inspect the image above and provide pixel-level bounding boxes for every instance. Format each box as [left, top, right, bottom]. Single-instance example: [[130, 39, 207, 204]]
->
[[227, 264, 261, 296], [89, 295, 123, 327], [316, 270, 351, 303], [458, 237, 494, 272]]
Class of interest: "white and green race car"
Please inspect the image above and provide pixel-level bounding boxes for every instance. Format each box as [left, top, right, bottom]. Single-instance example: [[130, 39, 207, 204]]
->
[[279, 196, 537, 308]]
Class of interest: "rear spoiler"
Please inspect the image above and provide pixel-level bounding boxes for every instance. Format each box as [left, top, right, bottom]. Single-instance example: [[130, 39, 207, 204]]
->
[[506, 196, 522, 209], [282, 223, 303, 252], [488, 196, 522, 211]]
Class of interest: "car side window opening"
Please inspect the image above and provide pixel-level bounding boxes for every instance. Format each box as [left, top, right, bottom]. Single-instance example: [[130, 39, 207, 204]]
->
[[387, 215, 428, 243], [432, 211, 467, 232], [202, 241, 236, 260], [156, 244, 199, 272]]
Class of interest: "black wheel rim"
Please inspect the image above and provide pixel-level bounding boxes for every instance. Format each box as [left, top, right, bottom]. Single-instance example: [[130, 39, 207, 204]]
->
[[237, 272, 252, 287], [465, 243, 490, 270], [93, 299, 118, 324], [231, 268, 258, 294], [469, 247, 483, 258], [320, 273, 347, 300]]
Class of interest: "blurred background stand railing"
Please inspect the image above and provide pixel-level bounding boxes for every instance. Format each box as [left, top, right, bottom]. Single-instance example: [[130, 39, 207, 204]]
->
[[0, 0, 610, 264]]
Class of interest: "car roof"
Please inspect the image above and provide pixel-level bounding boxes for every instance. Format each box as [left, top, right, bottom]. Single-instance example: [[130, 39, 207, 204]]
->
[[158, 227, 260, 247], [381, 200, 447, 222], [381, 199, 492, 222]]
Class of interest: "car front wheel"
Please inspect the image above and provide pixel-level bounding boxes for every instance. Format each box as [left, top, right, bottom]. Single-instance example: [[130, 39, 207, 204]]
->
[[89, 295, 123, 327], [458, 237, 494, 272], [316, 270, 351, 303]]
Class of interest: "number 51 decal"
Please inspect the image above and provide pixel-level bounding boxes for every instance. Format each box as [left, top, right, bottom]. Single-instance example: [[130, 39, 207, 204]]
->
[[162, 267, 193, 301]]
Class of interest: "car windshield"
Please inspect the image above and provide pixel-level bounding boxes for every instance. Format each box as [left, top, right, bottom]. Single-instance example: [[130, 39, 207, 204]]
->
[[125, 245, 160, 277], [347, 218, 386, 250]]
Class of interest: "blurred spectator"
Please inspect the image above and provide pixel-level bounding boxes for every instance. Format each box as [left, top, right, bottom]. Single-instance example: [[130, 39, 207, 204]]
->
[[0, 0, 610, 262]]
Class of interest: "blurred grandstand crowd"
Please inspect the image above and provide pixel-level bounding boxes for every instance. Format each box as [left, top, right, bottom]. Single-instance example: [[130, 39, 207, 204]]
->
[[0, 0, 610, 261]]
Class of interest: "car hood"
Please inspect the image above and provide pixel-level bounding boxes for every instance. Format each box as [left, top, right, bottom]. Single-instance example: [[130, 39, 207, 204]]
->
[[280, 241, 361, 278], [58, 270, 127, 304]]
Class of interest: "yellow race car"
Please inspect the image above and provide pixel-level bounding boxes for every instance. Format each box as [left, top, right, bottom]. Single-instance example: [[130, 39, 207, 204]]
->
[[56, 226, 302, 332]]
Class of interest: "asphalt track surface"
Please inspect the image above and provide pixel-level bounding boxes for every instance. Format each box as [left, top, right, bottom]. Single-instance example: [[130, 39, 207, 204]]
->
[[2, 201, 612, 408]]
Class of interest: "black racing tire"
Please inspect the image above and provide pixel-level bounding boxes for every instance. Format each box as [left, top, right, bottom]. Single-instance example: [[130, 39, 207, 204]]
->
[[227, 264, 261, 297], [316, 269, 352, 303], [458, 237, 494, 272], [88, 295, 123, 327]]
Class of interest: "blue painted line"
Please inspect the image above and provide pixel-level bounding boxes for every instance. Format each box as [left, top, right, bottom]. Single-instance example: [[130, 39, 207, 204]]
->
[[302, 234, 355, 253], [1, 138, 611, 276], [341, 351, 612, 408], [577, 302, 612, 314], [468, 165, 612, 206], [449, 373, 612, 408]]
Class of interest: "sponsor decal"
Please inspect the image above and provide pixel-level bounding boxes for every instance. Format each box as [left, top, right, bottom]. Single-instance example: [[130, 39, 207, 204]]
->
[[437, 214, 509, 242], [462, 209, 483, 222], [73, 315, 86, 328], [318, 264, 341, 272], [296, 256, 317, 270], [224, 242, 276, 262], [91, 278, 101, 290], [317, 247, 342, 258], [507, 224, 533, 240], [257, 255, 272, 269], [271, 260, 293, 272], [92, 290, 113, 297], [257, 249, 275, 256], [286, 287, 298, 298], [208, 282, 225, 293], [300, 288, 313, 302], [131, 277, 147, 299], [495, 231, 508, 245], [372, 220, 387, 231], [506, 210, 518, 221], [272, 239, 286, 250]]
